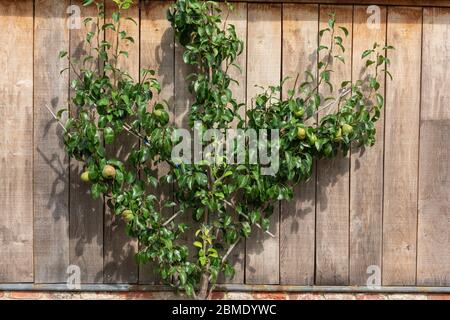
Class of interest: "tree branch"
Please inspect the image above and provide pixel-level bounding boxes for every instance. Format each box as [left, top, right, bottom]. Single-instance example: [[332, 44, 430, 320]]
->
[[222, 199, 275, 238], [44, 105, 71, 136], [307, 87, 351, 120], [162, 210, 183, 227], [221, 238, 240, 264]]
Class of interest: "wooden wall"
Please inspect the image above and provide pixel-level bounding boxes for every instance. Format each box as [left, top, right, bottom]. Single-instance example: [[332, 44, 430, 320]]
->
[[0, 0, 448, 287]]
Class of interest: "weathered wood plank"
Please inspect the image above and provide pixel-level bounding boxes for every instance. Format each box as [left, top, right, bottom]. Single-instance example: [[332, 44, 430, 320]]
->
[[103, 1, 139, 283], [420, 8, 450, 122], [280, 3, 318, 285], [34, 0, 70, 284], [69, 0, 104, 284], [417, 7, 450, 286], [0, 0, 34, 283], [138, 0, 174, 284], [417, 121, 450, 286], [315, 5, 353, 286], [349, 5, 386, 286], [217, 1, 247, 285], [245, 3, 281, 285], [382, 7, 422, 285]]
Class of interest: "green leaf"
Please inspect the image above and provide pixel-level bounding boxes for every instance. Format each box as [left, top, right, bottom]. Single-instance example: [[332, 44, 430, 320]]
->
[[112, 12, 120, 24], [366, 60, 375, 67], [56, 108, 67, 119], [82, 0, 94, 6], [208, 248, 218, 258], [179, 271, 187, 285], [59, 50, 67, 59], [104, 127, 114, 144], [193, 241, 203, 248], [91, 183, 101, 199], [328, 18, 335, 29], [241, 222, 251, 238], [125, 17, 138, 26], [102, 23, 115, 31], [339, 26, 349, 36], [362, 49, 373, 59], [249, 211, 261, 224]]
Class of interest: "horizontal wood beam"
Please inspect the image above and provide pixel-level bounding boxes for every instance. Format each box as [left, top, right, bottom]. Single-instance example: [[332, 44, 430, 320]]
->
[[1, 283, 449, 293], [148, 0, 449, 8]]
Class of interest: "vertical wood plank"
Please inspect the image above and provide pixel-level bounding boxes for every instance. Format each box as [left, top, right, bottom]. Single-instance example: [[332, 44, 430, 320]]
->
[[417, 122, 450, 286], [217, 1, 247, 285], [315, 5, 353, 285], [69, 0, 104, 284], [280, 3, 318, 285], [103, 1, 139, 283], [420, 8, 450, 122], [0, 0, 34, 282], [417, 7, 450, 286], [245, 3, 281, 285], [34, 0, 70, 283], [349, 5, 386, 285], [383, 7, 422, 285], [139, 0, 174, 284]]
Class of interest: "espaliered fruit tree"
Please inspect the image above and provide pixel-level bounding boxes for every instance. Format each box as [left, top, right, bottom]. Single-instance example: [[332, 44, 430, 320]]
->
[[55, 0, 393, 299]]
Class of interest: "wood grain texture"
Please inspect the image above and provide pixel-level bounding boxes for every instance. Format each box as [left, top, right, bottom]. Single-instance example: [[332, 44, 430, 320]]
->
[[34, 0, 70, 284], [382, 7, 422, 286], [155, 0, 450, 8], [138, 0, 174, 284], [349, 5, 386, 286], [315, 5, 353, 286], [103, 1, 139, 283], [245, 3, 281, 285], [280, 3, 318, 285], [69, 0, 104, 284], [417, 121, 450, 286], [217, 2, 247, 285], [226, 0, 450, 8], [0, 0, 34, 283], [420, 8, 450, 121], [417, 7, 450, 286]]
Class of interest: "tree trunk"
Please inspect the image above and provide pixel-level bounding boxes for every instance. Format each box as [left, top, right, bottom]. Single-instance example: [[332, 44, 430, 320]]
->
[[197, 272, 209, 300]]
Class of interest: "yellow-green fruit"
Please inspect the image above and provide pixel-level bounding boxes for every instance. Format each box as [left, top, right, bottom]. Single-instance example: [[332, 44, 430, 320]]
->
[[154, 109, 163, 117], [297, 127, 306, 140], [80, 171, 90, 182], [334, 128, 342, 141], [309, 134, 318, 145], [122, 209, 134, 223], [342, 124, 353, 135], [102, 164, 116, 179], [294, 108, 305, 117]]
